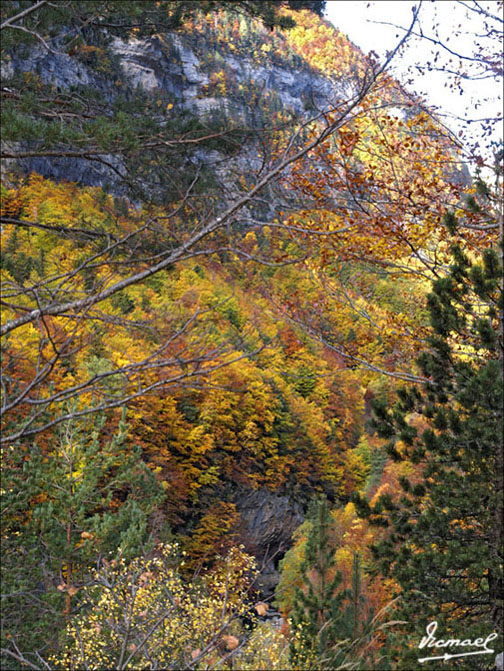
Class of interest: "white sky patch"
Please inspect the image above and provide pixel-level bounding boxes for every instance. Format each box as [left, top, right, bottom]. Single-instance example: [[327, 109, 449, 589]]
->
[[324, 1, 503, 165]]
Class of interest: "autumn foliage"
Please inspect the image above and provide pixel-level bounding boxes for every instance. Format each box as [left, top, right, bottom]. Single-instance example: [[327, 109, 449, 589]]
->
[[1, 2, 502, 670]]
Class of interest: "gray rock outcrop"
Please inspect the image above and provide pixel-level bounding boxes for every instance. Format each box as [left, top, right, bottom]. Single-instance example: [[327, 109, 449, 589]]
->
[[234, 488, 304, 598], [3, 27, 339, 196]]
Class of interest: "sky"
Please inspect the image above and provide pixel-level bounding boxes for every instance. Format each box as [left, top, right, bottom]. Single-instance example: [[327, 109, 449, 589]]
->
[[324, 1, 503, 165]]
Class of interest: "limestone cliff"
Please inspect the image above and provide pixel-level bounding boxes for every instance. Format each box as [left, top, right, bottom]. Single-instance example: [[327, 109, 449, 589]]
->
[[2, 19, 337, 198]]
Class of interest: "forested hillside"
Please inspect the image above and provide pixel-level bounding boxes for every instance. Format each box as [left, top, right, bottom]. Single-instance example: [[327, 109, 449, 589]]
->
[[1, 1, 502, 669]]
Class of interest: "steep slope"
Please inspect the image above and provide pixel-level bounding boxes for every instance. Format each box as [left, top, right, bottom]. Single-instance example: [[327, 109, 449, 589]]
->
[[1, 2, 465, 604]]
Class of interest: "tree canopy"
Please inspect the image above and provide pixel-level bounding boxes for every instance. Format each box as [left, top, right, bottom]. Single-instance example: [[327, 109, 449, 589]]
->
[[1, 2, 502, 669]]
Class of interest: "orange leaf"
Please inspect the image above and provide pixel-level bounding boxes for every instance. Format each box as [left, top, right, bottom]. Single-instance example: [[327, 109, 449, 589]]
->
[[254, 601, 269, 616], [221, 635, 239, 651]]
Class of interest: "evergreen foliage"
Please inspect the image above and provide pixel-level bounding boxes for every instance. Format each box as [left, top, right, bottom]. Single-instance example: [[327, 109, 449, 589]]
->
[[289, 497, 348, 669], [353, 224, 504, 665], [288, 498, 392, 670], [1, 410, 165, 667]]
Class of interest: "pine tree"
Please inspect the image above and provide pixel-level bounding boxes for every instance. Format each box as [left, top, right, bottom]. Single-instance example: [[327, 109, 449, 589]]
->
[[353, 216, 504, 665], [1, 409, 165, 667], [339, 552, 391, 671], [289, 497, 348, 669], [344, 552, 366, 640], [288, 501, 391, 670]]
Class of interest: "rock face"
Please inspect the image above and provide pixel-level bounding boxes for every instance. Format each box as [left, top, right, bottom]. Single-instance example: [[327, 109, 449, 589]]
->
[[108, 33, 334, 116], [234, 488, 304, 598], [4, 28, 336, 194], [9, 44, 93, 89]]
